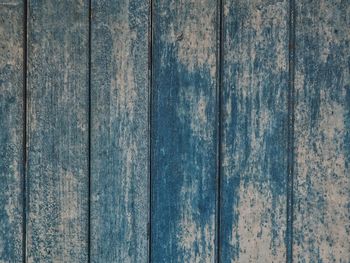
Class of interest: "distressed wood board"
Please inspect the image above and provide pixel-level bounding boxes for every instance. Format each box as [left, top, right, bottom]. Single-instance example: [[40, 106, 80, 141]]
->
[[0, 0, 348, 262]]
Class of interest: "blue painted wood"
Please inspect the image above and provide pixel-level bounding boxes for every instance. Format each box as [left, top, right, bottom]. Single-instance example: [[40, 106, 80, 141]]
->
[[220, 0, 289, 261], [0, 1, 349, 261], [26, 1, 89, 261], [151, 0, 218, 261], [293, 0, 350, 261], [90, 0, 149, 261], [0, 1, 24, 261]]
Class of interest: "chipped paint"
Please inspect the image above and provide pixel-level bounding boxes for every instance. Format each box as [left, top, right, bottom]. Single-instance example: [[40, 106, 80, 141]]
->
[[1, 0, 349, 261]]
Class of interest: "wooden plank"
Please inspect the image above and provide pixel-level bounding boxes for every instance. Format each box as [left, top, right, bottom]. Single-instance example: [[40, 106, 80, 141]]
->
[[220, 0, 289, 261], [293, 0, 350, 261], [0, 1, 24, 261], [90, 0, 149, 261], [26, 1, 89, 262], [151, 0, 218, 261]]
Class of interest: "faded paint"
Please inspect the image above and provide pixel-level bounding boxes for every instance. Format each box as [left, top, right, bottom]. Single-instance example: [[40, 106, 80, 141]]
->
[[293, 0, 350, 261], [0, 2, 24, 262], [90, 0, 149, 261], [220, 0, 289, 261], [151, 0, 217, 261], [26, 1, 89, 262], [163, 1, 216, 78], [1, 0, 349, 262]]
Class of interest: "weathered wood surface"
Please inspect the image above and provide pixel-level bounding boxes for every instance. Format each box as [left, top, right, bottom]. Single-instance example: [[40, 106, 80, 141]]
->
[[1, 0, 350, 262], [151, 0, 218, 261], [293, 0, 350, 261], [90, 0, 149, 261], [0, 1, 24, 262], [220, 0, 289, 261], [26, 1, 89, 262]]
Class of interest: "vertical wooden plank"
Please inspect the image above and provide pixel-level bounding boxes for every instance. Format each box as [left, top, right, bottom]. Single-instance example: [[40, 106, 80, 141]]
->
[[90, 0, 149, 261], [151, 0, 218, 262], [0, 1, 24, 261], [293, 0, 350, 261], [26, 1, 89, 262], [220, 0, 289, 261]]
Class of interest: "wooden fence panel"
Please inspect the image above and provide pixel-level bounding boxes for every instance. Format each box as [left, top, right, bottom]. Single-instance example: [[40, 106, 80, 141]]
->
[[0, 0, 348, 261]]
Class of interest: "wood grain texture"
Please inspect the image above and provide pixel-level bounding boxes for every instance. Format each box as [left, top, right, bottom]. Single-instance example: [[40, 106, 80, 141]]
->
[[26, 1, 89, 262], [1, 0, 350, 261], [90, 0, 149, 261], [293, 0, 350, 261], [0, 1, 24, 261], [220, 0, 289, 261], [151, 0, 218, 262]]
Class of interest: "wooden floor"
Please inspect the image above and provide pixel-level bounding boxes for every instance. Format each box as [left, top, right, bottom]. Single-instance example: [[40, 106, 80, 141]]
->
[[1, 0, 349, 262]]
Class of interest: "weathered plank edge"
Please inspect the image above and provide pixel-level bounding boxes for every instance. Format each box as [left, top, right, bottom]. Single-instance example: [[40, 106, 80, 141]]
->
[[148, 0, 153, 260], [24, 0, 28, 262], [216, 0, 224, 261], [87, 0, 92, 261], [286, 0, 296, 261]]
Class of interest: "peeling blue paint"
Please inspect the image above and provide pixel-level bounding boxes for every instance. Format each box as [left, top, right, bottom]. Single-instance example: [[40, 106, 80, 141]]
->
[[0, 0, 349, 261]]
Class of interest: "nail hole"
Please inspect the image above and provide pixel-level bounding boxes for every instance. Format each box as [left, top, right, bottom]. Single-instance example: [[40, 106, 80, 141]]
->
[[176, 32, 183, 41]]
